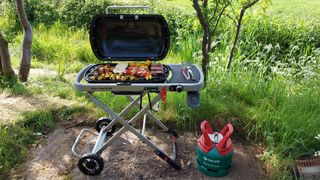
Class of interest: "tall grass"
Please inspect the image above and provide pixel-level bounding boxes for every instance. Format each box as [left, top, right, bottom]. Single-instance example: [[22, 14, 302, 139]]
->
[[175, 32, 202, 64], [0, 75, 28, 95], [11, 22, 96, 75], [237, 16, 320, 80]]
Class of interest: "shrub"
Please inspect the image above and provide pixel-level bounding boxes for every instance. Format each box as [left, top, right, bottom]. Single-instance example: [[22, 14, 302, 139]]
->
[[154, 4, 198, 46], [57, 0, 111, 29], [1, 0, 57, 40], [24, 0, 58, 26]]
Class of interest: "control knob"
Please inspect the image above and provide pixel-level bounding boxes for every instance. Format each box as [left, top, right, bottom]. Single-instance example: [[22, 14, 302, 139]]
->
[[176, 85, 183, 93]]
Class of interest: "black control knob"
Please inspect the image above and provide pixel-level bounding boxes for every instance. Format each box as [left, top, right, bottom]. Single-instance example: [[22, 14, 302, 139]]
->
[[176, 85, 183, 93]]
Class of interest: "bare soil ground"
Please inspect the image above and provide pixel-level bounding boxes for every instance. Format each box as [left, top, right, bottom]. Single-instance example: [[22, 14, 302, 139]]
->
[[0, 92, 74, 124], [10, 122, 266, 180], [0, 68, 73, 124]]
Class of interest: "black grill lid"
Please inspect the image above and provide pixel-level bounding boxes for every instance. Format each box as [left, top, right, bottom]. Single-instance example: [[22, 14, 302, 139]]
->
[[89, 14, 170, 61]]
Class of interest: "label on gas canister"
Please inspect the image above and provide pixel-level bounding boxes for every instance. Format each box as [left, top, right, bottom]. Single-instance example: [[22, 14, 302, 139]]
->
[[203, 156, 220, 168]]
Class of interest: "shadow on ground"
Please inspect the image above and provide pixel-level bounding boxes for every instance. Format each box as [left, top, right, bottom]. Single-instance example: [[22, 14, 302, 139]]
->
[[10, 122, 265, 180]]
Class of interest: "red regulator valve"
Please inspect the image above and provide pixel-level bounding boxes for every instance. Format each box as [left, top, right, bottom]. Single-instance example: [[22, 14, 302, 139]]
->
[[161, 86, 167, 103]]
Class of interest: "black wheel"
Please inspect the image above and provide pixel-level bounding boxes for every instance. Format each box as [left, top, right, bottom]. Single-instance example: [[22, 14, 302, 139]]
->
[[78, 154, 104, 176], [95, 117, 116, 135]]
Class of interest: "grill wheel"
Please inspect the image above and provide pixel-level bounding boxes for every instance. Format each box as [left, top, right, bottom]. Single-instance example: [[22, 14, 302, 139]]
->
[[95, 117, 116, 135], [78, 153, 104, 176]]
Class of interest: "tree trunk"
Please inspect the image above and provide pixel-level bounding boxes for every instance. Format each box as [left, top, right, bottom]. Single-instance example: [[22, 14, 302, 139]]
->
[[226, 7, 245, 69], [0, 56, 3, 74], [201, 33, 210, 84], [193, 0, 210, 85], [0, 32, 16, 77], [227, 0, 259, 69], [16, 0, 32, 82]]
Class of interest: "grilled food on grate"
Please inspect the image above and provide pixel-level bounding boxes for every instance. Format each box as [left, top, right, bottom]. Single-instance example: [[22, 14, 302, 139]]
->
[[84, 61, 168, 83]]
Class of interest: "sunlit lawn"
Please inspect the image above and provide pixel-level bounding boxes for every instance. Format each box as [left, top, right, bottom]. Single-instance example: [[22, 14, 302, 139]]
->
[[268, 0, 320, 24]]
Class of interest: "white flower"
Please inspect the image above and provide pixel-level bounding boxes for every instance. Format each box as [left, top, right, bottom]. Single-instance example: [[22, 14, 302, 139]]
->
[[314, 135, 320, 157]]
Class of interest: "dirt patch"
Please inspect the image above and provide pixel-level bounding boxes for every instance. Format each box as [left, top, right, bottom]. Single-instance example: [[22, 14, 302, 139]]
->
[[29, 68, 58, 77], [10, 123, 265, 180], [0, 68, 73, 124], [0, 92, 74, 124]]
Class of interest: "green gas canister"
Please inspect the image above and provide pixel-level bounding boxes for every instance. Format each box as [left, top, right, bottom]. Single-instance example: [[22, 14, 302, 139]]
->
[[196, 121, 234, 177]]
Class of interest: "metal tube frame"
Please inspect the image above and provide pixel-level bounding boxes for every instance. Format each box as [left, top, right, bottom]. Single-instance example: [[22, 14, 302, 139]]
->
[[72, 90, 181, 170]]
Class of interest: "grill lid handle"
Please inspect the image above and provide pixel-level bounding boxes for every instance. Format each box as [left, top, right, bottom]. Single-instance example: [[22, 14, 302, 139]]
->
[[106, 6, 152, 14]]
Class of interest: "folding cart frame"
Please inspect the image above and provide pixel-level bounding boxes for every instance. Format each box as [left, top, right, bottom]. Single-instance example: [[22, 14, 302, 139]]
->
[[72, 90, 181, 176]]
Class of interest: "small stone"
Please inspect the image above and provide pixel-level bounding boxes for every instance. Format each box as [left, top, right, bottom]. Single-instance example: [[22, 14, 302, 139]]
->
[[187, 161, 191, 166]]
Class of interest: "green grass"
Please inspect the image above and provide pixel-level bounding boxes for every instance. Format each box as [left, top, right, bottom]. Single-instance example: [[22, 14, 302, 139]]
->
[[10, 22, 95, 76], [0, 16, 4, 26], [0, 75, 29, 95], [268, 0, 320, 24]]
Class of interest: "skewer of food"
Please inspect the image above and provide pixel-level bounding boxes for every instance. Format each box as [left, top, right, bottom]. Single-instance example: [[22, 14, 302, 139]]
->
[[89, 60, 164, 82]]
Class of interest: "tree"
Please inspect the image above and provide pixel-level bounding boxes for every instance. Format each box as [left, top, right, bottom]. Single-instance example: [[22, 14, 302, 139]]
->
[[192, 0, 260, 82], [227, 0, 259, 69], [0, 0, 32, 82], [192, 0, 233, 84], [16, 0, 32, 82], [0, 32, 15, 77]]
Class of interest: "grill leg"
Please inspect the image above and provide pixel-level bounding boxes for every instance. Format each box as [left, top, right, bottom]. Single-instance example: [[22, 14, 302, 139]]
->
[[84, 92, 181, 170], [127, 95, 169, 131]]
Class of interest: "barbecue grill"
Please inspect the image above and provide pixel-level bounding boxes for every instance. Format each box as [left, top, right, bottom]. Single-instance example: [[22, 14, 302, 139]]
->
[[72, 6, 204, 176]]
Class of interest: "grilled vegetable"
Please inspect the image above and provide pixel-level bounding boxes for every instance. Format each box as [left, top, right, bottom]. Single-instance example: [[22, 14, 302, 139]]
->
[[115, 74, 121, 80], [129, 62, 137, 67], [129, 76, 135, 81], [110, 74, 116, 80], [145, 74, 152, 80], [105, 72, 112, 79], [145, 60, 151, 66]]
